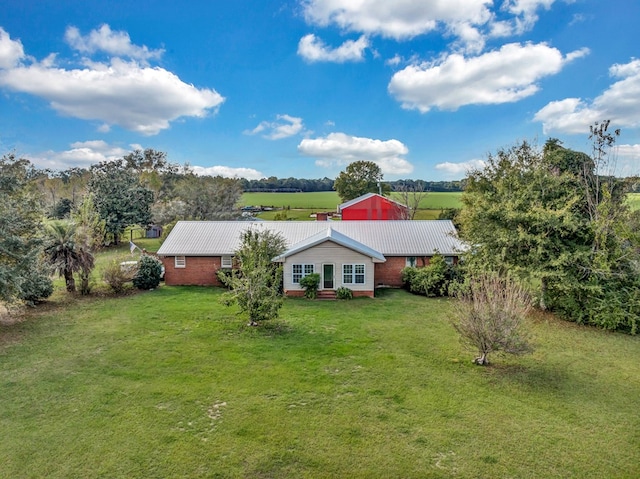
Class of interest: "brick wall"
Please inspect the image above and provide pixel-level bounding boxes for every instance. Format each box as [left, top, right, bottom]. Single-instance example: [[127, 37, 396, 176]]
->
[[374, 257, 407, 287], [162, 256, 222, 286]]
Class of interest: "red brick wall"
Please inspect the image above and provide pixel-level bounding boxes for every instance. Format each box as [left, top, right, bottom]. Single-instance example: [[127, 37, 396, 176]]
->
[[162, 256, 222, 286], [374, 257, 408, 287]]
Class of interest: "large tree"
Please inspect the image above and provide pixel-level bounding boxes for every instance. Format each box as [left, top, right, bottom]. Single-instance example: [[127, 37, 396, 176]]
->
[[0, 154, 52, 305], [459, 127, 640, 333], [333, 161, 390, 202], [220, 228, 287, 326], [176, 174, 242, 220], [88, 159, 154, 244]]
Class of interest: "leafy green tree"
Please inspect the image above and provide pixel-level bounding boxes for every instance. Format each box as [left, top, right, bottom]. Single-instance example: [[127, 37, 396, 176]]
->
[[459, 140, 590, 310], [88, 159, 154, 244], [460, 126, 640, 333], [333, 161, 390, 202], [176, 174, 242, 220], [0, 154, 52, 305], [220, 229, 287, 326]]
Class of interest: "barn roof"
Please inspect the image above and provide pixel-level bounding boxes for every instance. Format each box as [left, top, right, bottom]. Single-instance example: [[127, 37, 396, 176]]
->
[[337, 193, 407, 212], [157, 220, 466, 257]]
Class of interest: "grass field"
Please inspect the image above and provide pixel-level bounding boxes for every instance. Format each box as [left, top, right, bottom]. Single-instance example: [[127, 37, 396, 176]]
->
[[241, 191, 463, 210], [627, 192, 640, 210], [1, 285, 638, 478]]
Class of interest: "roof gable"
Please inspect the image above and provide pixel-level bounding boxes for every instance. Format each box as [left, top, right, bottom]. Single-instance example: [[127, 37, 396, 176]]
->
[[272, 227, 385, 262]]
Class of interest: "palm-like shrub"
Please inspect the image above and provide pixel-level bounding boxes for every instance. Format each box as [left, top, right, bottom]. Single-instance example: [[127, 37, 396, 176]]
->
[[43, 220, 94, 293]]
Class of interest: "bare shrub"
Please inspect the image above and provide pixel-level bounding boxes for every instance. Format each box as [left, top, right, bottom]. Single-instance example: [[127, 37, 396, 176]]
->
[[451, 274, 533, 365], [103, 259, 137, 294]]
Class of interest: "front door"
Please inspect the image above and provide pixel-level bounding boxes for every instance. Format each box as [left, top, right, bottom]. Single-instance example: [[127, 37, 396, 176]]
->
[[323, 264, 334, 289]]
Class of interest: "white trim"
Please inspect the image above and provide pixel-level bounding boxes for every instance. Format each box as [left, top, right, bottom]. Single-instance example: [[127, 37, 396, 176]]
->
[[175, 256, 186, 268]]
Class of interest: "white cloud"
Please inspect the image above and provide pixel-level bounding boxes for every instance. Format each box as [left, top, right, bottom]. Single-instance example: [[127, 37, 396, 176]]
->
[[297, 34, 368, 63], [0, 26, 224, 135], [191, 165, 264, 180], [435, 159, 486, 178], [534, 58, 640, 134], [0, 27, 25, 68], [27, 140, 133, 170], [245, 114, 305, 140], [303, 0, 492, 41], [64, 25, 164, 62], [298, 132, 413, 175], [388, 43, 588, 112], [614, 144, 640, 177], [503, 0, 557, 34]]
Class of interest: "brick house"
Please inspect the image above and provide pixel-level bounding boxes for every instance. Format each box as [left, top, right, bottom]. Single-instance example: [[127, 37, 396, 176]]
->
[[157, 220, 465, 298], [338, 193, 408, 220]]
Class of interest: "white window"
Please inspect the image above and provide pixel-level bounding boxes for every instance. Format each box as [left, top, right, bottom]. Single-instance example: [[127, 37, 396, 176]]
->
[[221, 256, 233, 268], [444, 256, 454, 266], [343, 264, 365, 284], [175, 256, 186, 268], [292, 264, 314, 283], [406, 256, 417, 267]]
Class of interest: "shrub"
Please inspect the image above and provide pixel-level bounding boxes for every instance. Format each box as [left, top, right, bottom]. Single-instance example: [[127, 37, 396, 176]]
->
[[451, 273, 534, 365], [403, 255, 465, 297], [103, 259, 137, 294], [336, 287, 353, 300], [19, 270, 54, 305], [300, 273, 321, 299], [133, 255, 163, 290]]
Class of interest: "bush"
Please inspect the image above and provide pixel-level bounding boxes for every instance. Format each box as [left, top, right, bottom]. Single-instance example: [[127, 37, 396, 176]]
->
[[300, 273, 320, 299], [133, 255, 163, 290], [403, 254, 452, 297], [103, 259, 137, 294], [19, 270, 53, 305], [336, 287, 353, 300]]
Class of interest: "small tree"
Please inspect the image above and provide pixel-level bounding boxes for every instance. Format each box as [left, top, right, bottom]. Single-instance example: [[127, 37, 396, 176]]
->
[[220, 228, 287, 326], [333, 161, 390, 202], [451, 274, 533, 365]]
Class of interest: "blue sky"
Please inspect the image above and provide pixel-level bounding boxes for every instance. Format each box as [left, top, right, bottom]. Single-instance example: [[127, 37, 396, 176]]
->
[[0, 0, 638, 181]]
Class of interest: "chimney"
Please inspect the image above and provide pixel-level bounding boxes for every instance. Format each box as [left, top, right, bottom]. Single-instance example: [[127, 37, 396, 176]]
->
[[316, 212, 328, 221]]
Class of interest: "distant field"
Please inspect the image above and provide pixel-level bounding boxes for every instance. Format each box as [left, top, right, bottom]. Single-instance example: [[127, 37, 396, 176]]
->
[[627, 193, 640, 210], [241, 191, 463, 211]]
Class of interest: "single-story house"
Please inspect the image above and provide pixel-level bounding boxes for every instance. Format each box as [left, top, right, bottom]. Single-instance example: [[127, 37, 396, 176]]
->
[[157, 220, 466, 298], [338, 193, 408, 220]]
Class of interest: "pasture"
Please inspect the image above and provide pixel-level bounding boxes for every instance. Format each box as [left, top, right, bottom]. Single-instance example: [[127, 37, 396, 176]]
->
[[241, 191, 463, 210], [1, 285, 638, 478]]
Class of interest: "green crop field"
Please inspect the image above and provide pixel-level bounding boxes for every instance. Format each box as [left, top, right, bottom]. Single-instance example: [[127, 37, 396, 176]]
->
[[241, 191, 462, 211]]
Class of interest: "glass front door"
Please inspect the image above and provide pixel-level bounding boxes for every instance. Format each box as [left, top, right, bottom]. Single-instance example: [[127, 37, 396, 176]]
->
[[323, 264, 334, 289]]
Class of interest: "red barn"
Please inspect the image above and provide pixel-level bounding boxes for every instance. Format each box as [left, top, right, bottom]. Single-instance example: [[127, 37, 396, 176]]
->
[[338, 193, 408, 221]]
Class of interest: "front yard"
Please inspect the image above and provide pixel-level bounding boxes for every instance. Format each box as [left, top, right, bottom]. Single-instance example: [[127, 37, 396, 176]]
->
[[1, 287, 638, 478]]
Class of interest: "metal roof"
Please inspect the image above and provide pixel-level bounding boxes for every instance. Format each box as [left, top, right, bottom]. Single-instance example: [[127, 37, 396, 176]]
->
[[337, 192, 407, 212], [156, 220, 466, 257], [272, 227, 386, 263]]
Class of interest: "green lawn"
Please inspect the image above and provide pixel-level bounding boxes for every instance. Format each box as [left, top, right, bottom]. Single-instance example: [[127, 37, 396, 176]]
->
[[1, 287, 638, 478]]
